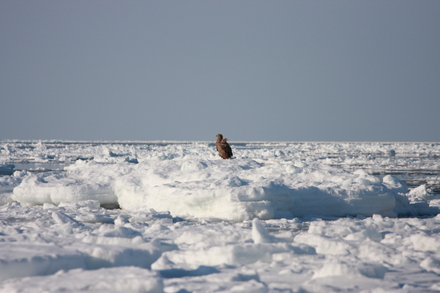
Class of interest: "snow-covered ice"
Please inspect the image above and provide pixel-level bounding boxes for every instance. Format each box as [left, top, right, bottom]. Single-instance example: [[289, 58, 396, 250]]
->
[[0, 140, 439, 292]]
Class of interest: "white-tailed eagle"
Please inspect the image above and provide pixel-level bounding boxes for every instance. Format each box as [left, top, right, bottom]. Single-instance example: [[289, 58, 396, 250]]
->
[[215, 134, 233, 159]]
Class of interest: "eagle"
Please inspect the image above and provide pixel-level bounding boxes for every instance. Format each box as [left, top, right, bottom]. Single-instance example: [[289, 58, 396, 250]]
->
[[215, 134, 233, 159]]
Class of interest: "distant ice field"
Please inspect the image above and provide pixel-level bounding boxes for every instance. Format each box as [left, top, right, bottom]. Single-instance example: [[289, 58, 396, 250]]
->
[[0, 140, 439, 292]]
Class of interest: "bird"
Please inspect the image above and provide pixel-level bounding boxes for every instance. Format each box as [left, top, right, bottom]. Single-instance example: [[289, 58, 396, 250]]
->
[[215, 134, 223, 153], [220, 138, 233, 159], [215, 134, 233, 159]]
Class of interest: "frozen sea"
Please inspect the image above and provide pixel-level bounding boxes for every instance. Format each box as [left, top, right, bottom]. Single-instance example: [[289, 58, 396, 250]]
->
[[0, 140, 440, 293]]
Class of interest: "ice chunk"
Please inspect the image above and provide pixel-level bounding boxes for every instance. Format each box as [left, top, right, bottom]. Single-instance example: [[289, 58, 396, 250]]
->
[[0, 243, 86, 281], [312, 260, 387, 279], [0, 266, 163, 293], [252, 218, 276, 243], [410, 234, 440, 251], [0, 164, 14, 175]]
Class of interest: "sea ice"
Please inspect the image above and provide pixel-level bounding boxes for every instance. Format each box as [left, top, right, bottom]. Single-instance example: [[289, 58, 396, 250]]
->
[[0, 140, 439, 292], [10, 158, 404, 221]]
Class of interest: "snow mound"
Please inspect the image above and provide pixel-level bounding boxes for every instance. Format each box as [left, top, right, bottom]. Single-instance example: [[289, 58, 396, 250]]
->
[[12, 159, 404, 221], [0, 243, 86, 281], [312, 260, 387, 279], [0, 266, 163, 293]]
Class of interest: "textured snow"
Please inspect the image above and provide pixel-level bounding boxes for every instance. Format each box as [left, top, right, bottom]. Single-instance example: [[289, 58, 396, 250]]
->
[[0, 140, 439, 292]]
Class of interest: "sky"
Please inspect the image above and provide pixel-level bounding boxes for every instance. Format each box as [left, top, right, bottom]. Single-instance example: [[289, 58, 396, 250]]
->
[[1, 1, 439, 142]]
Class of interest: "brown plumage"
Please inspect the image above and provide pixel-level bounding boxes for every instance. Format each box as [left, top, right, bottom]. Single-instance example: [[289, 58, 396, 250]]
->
[[216, 135, 233, 159], [215, 134, 223, 153]]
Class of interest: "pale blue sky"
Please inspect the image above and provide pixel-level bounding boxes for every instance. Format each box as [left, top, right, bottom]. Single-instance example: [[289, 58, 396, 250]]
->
[[1, 1, 439, 141]]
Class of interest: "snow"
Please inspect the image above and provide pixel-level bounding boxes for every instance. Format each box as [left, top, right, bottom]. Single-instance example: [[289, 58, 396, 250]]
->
[[1, 266, 163, 293], [0, 140, 440, 292], [0, 243, 86, 282]]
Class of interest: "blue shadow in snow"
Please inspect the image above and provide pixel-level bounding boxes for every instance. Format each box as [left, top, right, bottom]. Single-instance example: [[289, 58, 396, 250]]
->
[[158, 265, 220, 279]]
